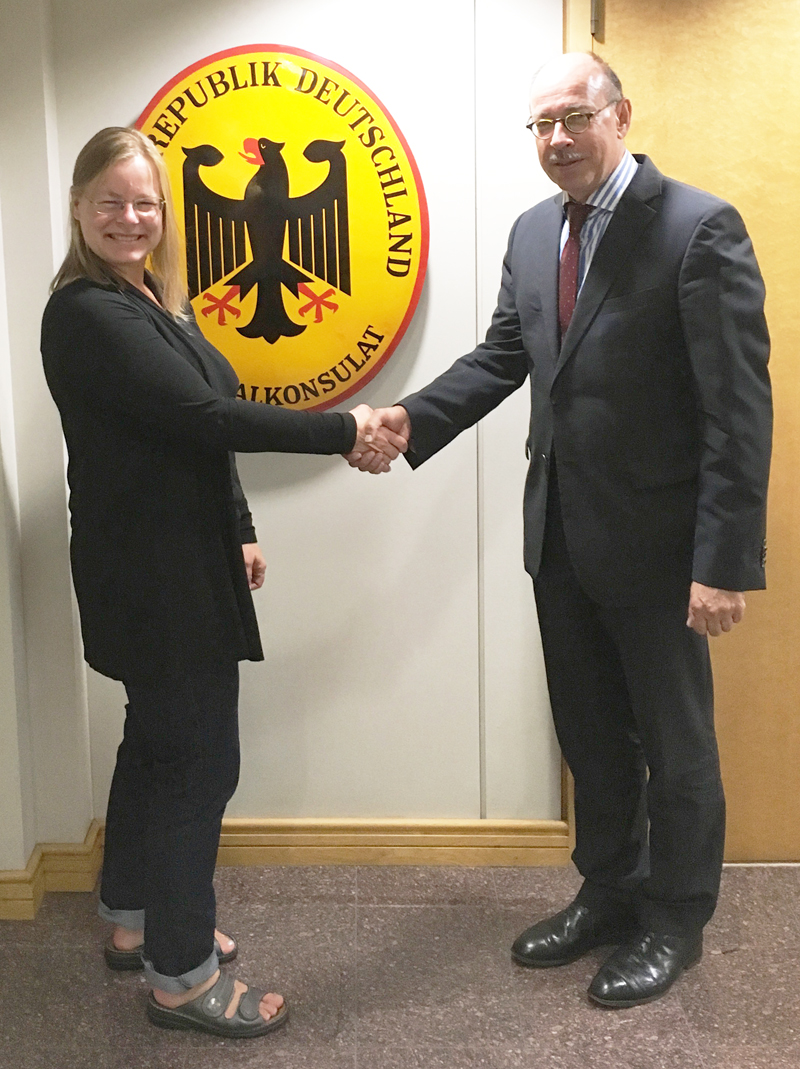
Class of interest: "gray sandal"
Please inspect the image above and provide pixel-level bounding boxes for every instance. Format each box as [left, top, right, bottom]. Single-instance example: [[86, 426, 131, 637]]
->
[[104, 935, 237, 971], [146, 972, 289, 1038]]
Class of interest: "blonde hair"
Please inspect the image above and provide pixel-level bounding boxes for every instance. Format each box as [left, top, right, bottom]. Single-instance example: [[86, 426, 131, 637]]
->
[[51, 127, 188, 318]]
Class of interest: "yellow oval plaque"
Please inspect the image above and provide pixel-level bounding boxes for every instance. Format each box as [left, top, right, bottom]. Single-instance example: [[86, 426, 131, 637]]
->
[[137, 45, 428, 410]]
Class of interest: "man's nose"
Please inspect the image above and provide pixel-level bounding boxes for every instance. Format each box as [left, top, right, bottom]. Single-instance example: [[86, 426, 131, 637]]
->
[[549, 120, 574, 147]]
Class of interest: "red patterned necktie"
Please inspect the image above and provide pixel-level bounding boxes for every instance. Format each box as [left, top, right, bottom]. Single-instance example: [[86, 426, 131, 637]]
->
[[558, 201, 593, 338]]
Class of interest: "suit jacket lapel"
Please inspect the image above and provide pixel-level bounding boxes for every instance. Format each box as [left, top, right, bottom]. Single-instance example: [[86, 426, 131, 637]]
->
[[528, 195, 562, 366], [553, 155, 662, 379]]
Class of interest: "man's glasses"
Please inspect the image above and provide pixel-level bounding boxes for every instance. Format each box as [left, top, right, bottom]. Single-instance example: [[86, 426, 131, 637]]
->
[[526, 100, 621, 140], [89, 198, 165, 218]]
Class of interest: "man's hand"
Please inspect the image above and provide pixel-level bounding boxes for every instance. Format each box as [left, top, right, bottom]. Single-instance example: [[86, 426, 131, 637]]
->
[[345, 404, 410, 474], [243, 542, 267, 590], [687, 582, 746, 636], [344, 405, 411, 473]]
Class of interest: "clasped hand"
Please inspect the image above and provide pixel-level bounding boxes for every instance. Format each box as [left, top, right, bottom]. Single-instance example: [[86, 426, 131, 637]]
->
[[345, 404, 411, 474]]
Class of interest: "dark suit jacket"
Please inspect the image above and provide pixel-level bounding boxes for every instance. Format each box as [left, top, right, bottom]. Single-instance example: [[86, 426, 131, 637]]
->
[[400, 155, 772, 607], [42, 278, 356, 681]]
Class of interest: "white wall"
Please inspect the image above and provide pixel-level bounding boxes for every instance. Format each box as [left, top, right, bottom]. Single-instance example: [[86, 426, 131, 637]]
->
[[0, 194, 35, 869], [0, 0, 563, 864], [0, 0, 92, 864], [475, 1, 563, 817]]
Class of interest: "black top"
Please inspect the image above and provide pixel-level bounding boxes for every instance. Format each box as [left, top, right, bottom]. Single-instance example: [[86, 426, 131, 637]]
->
[[42, 278, 356, 681]]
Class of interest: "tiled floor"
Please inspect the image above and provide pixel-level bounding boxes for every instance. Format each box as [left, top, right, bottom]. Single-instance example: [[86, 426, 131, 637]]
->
[[2, 864, 798, 1068]]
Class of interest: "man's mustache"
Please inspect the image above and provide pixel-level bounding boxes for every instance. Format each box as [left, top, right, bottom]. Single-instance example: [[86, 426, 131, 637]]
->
[[546, 152, 584, 165]]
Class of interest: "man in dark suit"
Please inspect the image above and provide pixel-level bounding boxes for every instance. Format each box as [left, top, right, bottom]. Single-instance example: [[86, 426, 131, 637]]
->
[[348, 52, 771, 1006]]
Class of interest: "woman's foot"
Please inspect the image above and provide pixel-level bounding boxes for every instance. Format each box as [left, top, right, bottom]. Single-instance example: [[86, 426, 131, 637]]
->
[[152, 968, 285, 1023], [214, 930, 236, 958], [110, 924, 145, 952], [105, 926, 238, 971]]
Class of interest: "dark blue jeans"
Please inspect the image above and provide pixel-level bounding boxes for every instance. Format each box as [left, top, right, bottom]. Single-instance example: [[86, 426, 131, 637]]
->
[[99, 665, 240, 991]]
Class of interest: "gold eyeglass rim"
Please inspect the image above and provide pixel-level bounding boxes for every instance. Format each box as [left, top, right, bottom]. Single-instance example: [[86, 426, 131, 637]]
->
[[526, 99, 621, 139]]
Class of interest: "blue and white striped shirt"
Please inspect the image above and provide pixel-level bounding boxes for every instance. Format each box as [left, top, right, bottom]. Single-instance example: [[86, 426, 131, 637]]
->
[[559, 150, 639, 291]]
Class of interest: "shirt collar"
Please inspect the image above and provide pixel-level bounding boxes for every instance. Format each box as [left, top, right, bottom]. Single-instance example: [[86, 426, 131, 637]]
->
[[561, 149, 638, 214]]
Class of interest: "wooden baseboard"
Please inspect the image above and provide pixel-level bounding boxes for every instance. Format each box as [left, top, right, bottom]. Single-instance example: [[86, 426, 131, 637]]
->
[[217, 818, 571, 867], [0, 819, 103, 920], [0, 817, 571, 919]]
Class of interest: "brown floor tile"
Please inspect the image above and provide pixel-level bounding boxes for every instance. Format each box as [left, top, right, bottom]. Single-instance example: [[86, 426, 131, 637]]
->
[[0, 945, 191, 1069], [152, 1032, 354, 1069], [0, 889, 106, 949], [355, 904, 521, 1049], [689, 1041, 800, 1069], [678, 945, 800, 1058], [214, 864, 357, 912], [705, 867, 800, 953], [259, 1046, 356, 1069], [374, 1045, 529, 1068], [353, 1045, 422, 1069], [519, 1021, 707, 1069], [6, 864, 798, 1069], [355, 865, 498, 905], [491, 865, 583, 909]]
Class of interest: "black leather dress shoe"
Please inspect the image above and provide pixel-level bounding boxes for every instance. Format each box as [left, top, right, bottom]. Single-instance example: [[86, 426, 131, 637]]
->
[[588, 930, 703, 1007], [511, 900, 638, 968]]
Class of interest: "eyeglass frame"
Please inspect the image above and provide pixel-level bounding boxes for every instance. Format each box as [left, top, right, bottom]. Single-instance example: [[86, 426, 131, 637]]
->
[[86, 197, 166, 218], [526, 99, 622, 140]]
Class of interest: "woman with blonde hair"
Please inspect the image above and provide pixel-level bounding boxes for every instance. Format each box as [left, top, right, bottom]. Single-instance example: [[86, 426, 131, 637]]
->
[[42, 127, 403, 1038]]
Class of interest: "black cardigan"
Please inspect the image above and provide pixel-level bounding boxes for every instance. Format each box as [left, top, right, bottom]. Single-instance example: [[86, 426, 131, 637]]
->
[[42, 278, 356, 682]]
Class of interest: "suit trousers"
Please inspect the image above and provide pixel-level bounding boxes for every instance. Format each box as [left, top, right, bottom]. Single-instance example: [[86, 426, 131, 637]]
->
[[99, 665, 240, 991], [533, 470, 725, 934]]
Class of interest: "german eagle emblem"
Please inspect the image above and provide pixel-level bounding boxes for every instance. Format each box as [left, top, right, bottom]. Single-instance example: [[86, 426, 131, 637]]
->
[[182, 137, 350, 344]]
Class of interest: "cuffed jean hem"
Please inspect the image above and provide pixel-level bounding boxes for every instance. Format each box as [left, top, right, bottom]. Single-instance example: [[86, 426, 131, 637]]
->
[[143, 949, 219, 993], [98, 901, 145, 929]]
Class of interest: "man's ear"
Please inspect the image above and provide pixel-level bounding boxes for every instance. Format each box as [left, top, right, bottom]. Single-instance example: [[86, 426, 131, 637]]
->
[[616, 98, 632, 138]]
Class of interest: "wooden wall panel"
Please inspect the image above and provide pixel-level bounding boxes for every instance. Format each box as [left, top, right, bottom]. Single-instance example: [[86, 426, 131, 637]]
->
[[566, 0, 800, 859]]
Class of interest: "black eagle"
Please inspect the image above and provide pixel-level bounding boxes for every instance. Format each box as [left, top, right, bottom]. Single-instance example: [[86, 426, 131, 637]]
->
[[182, 137, 350, 344]]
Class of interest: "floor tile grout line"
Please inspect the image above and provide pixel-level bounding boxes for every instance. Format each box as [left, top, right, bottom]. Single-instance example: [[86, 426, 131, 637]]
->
[[489, 863, 501, 910], [674, 985, 713, 1069], [354, 866, 359, 1069], [499, 892, 538, 1049]]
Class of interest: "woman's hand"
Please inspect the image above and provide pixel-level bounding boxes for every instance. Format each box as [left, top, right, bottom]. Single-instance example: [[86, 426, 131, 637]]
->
[[346, 403, 409, 473], [242, 542, 267, 590]]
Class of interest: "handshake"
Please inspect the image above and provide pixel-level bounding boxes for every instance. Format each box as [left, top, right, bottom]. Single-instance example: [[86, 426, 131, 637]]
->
[[345, 404, 411, 474]]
